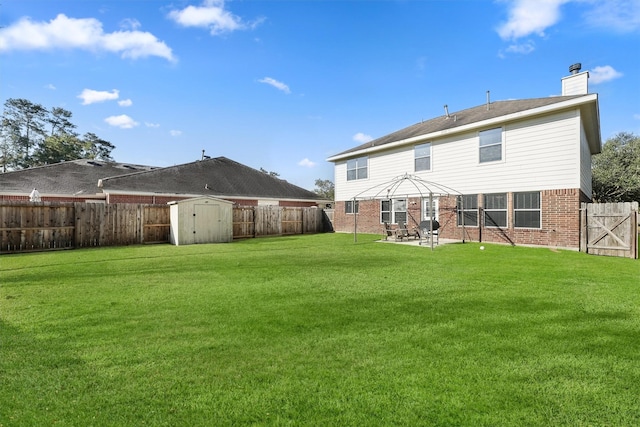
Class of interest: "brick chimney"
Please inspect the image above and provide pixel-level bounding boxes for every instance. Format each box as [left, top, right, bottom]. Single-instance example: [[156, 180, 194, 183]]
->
[[561, 63, 589, 95]]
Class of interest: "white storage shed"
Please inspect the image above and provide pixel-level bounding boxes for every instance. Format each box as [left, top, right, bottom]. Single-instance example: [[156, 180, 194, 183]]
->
[[169, 196, 234, 245]]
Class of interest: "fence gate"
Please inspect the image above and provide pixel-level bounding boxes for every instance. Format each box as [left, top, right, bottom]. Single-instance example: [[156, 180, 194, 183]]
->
[[580, 202, 639, 259]]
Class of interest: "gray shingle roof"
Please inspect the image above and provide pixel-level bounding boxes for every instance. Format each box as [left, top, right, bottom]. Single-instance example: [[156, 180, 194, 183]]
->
[[0, 159, 156, 195], [99, 157, 322, 201], [331, 95, 589, 158]]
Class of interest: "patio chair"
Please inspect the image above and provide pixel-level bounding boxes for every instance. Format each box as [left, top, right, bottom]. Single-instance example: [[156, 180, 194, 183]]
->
[[395, 221, 419, 241], [418, 220, 440, 245], [382, 222, 394, 240]]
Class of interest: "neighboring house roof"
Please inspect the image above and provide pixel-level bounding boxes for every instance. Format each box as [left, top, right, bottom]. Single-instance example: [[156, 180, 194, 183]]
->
[[99, 156, 322, 202], [0, 159, 156, 196], [327, 94, 601, 161]]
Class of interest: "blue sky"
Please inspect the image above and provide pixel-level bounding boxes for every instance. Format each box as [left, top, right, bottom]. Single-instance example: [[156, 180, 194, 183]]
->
[[1, 0, 639, 190]]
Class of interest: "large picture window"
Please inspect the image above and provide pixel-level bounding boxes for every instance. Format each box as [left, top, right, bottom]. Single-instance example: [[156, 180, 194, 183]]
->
[[484, 193, 507, 227], [514, 192, 541, 228], [479, 128, 502, 163], [345, 200, 359, 214], [457, 194, 478, 227], [381, 199, 407, 224], [346, 157, 368, 181], [415, 143, 431, 172]]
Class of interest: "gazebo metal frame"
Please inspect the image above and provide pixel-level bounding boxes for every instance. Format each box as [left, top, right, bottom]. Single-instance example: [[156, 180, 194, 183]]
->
[[349, 173, 466, 250]]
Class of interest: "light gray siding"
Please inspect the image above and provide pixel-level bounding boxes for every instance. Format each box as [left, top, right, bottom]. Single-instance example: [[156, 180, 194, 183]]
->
[[580, 120, 593, 198], [336, 108, 584, 200]]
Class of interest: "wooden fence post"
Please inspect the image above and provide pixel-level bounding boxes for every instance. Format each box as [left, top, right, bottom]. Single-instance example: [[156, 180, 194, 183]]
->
[[580, 202, 587, 253]]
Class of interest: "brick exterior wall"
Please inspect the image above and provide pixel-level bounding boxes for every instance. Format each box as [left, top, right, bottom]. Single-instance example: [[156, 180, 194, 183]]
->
[[334, 188, 590, 248]]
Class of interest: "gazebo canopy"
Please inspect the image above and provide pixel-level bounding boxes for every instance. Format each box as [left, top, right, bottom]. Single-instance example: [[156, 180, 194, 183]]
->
[[349, 174, 465, 248], [352, 173, 462, 200]]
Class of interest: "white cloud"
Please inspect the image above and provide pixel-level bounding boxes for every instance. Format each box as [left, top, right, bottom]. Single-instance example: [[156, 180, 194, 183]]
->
[[353, 132, 373, 143], [118, 99, 133, 107], [120, 18, 141, 31], [298, 158, 316, 168], [497, 0, 640, 43], [145, 122, 160, 128], [498, 0, 569, 40], [258, 77, 291, 94], [45, 83, 56, 90], [504, 41, 536, 55], [170, 130, 182, 137], [497, 0, 569, 40], [78, 88, 119, 105], [168, 0, 262, 36], [105, 114, 139, 129], [0, 13, 175, 61], [589, 65, 623, 84], [584, 0, 640, 32]]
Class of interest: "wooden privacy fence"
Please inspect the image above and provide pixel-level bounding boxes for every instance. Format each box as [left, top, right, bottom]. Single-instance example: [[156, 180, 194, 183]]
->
[[580, 202, 639, 259], [233, 206, 327, 238], [0, 202, 170, 253], [1, 202, 328, 254]]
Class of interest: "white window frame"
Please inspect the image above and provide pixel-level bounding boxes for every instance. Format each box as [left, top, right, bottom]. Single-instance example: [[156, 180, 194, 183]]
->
[[513, 192, 541, 229], [346, 156, 368, 181], [414, 143, 431, 172], [479, 127, 503, 163], [422, 197, 439, 221], [380, 198, 406, 224]]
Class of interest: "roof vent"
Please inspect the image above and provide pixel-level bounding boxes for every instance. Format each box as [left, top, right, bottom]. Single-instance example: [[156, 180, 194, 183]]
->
[[569, 63, 582, 75]]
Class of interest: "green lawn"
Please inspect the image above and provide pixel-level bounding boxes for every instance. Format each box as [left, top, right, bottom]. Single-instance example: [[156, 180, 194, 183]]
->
[[1, 234, 639, 426]]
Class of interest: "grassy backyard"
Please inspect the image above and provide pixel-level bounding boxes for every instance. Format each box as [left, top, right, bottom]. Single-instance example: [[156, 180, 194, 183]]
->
[[1, 233, 639, 426]]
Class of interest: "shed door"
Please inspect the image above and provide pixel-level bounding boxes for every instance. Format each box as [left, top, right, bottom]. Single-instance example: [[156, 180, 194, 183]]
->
[[193, 203, 221, 244]]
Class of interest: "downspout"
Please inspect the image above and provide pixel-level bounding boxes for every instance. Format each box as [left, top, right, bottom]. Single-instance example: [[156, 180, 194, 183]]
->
[[353, 197, 358, 243]]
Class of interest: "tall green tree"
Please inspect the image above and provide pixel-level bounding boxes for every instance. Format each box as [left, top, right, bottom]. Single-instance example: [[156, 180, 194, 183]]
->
[[33, 134, 85, 165], [1, 98, 47, 169], [82, 132, 115, 161], [313, 178, 334, 200], [592, 132, 640, 203], [48, 107, 77, 136], [1, 98, 115, 170]]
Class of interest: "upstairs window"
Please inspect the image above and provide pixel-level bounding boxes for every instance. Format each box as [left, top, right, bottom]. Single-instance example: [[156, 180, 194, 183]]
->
[[479, 128, 502, 163], [457, 194, 478, 227], [484, 193, 507, 228], [346, 157, 368, 181], [514, 192, 541, 228], [415, 143, 431, 172]]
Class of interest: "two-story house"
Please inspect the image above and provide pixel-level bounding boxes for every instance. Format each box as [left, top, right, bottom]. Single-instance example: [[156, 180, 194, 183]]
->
[[327, 64, 601, 249]]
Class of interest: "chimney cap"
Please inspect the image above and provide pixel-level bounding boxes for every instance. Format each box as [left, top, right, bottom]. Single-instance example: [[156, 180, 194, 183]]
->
[[569, 63, 582, 74]]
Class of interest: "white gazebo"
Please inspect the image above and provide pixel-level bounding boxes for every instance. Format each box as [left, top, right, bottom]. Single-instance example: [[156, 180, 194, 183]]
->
[[349, 173, 465, 250]]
